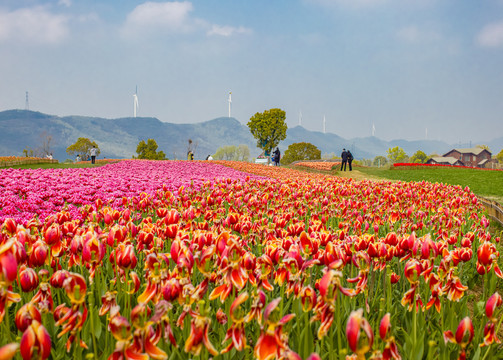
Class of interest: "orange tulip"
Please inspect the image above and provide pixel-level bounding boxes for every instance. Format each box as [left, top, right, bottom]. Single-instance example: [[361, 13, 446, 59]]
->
[[0, 343, 18, 360]]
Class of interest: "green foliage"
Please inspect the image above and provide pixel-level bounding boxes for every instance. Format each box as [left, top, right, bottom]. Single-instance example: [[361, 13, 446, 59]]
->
[[247, 108, 287, 154], [386, 146, 408, 164], [22, 147, 34, 157], [355, 158, 372, 166], [281, 142, 321, 165], [66, 138, 100, 160], [213, 144, 250, 161], [135, 139, 166, 160], [358, 166, 503, 203], [476, 144, 491, 152], [373, 156, 387, 167], [322, 152, 339, 160], [497, 149, 503, 164], [410, 150, 428, 164]]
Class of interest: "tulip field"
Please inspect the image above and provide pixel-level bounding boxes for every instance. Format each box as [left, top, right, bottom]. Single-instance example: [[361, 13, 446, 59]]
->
[[0, 160, 502, 360]]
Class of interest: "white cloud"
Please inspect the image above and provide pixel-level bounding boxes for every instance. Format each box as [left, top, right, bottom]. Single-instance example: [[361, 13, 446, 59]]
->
[[305, 0, 389, 9], [207, 25, 252, 37], [58, 0, 72, 7], [477, 21, 503, 48], [123, 1, 195, 35], [0, 6, 70, 44], [122, 1, 252, 39], [396, 25, 441, 44]]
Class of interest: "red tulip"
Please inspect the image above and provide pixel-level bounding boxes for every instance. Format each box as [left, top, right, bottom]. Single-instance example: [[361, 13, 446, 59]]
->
[[63, 273, 87, 305], [19, 320, 51, 360], [50, 269, 70, 288], [346, 308, 374, 356], [2, 218, 17, 235], [15, 302, 42, 332], [0, 247, 18, 284], [379, 313, 391, 341], [109, 315, 132, 341], [116, 243, 137, 270], [444, 317, 474, 350], [44, 223, 61, 246], [404, 259, 421, 284], [163, 278, 182, 303], [485, 292, 502, 320], [17, 266, 38, 292], [229, 291, 248, 323], [29, 240, 48, 268]]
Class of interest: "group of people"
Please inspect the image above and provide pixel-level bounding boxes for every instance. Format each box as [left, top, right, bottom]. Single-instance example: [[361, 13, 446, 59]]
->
[[340, 148, 353, 171], [73, 146, 98, 164]]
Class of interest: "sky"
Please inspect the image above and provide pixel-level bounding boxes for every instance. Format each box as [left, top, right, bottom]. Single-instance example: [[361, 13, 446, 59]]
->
[[1, 0, 502, 144]]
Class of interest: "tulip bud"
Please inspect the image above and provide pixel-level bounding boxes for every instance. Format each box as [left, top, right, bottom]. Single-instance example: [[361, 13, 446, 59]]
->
[[18, 266, 39, 292], [19, 320, 51, 360], [486, 292, 502, 320], [455, 317, 474, 347], [0, 249, 18, 283], [346, 309, 374, 355], [29, 240, 48, 268], [15, 303, 42, 332], [0, 343, 19, 360], [44, 224, 61, 246]]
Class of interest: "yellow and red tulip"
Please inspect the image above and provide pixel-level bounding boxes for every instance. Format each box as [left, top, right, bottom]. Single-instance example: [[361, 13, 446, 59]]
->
[[346, 309, 374, 357], [19, 320, 51, 360]]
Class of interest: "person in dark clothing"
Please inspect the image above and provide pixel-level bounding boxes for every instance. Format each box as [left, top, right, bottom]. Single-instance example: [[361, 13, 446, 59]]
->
[[273, 148, 281, 166], [341, 148, 347, 171], [347, 150, 353, 171]]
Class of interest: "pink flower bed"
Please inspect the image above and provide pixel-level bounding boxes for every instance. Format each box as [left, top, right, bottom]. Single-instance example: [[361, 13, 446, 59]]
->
[[0, 160, 267, 224]]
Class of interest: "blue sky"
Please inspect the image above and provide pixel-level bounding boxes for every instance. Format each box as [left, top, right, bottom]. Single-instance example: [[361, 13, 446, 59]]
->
[[1, 0, 502, 144]]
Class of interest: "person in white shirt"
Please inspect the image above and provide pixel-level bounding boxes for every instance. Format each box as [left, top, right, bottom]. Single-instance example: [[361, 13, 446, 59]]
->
[[90, 146, 98, 164]]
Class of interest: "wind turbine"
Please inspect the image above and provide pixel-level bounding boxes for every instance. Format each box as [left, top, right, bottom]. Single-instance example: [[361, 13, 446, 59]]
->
[[323, 115, 326, 134], [299, 110, 302, 126], [133, 86, 139, 118], [228, 91, 232, 118], [372, 123, 376, 137]]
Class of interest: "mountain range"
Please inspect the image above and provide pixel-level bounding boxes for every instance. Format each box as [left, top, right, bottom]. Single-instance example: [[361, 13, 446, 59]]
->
[[1, 109, 501, 161]]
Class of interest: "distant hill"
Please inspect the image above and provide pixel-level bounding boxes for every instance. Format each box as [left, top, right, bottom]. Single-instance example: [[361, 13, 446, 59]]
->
[[0, 109, 498, 161]]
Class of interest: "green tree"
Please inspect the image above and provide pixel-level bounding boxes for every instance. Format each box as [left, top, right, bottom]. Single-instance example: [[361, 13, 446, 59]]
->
[[476, 144, 491, 152], [213, 144, 250, 161], [236, 144, 250, 162], [66, 138, 100, 160], [135, 139, 166, 160], [386, 146, 408, 164], [281, 142, 321, 165], [410, 150, 428, 164], [373, 156, 387, 167], [214, 145, 237, 160], [497, 149, 503, 164], [247, 108, 287, 157]]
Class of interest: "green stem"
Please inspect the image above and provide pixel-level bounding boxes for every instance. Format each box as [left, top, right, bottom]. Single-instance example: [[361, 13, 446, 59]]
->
[[412, 293, 417, 355], [482, 315, 503, 360], [336, 295, 342, 360], [89, 287, 99, 360]]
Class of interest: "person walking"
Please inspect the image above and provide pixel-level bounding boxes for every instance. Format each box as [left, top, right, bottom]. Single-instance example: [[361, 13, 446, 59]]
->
[[347, 150, 353, 171], [90, 146, 98, 164], [340, 148, 347, 171], [273, 148, 281, 166]]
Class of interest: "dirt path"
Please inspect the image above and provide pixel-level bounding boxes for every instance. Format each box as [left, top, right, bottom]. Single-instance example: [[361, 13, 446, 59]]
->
[[333, 169, 388, 182]]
